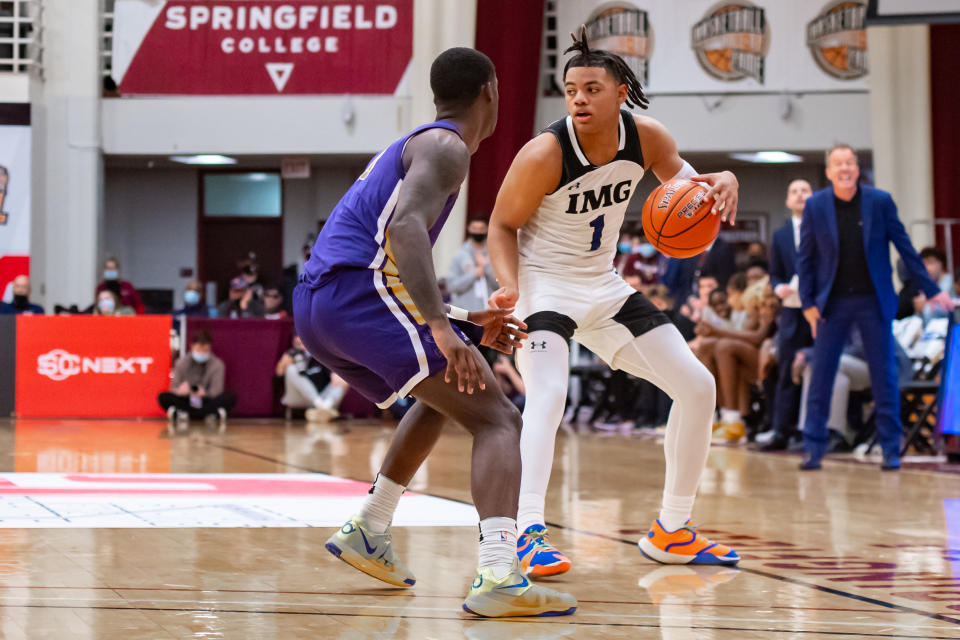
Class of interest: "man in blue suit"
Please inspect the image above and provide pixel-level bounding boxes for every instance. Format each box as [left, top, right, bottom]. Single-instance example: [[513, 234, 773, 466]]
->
[[797, 144, 954, 470], [759, 179, 813, 451]]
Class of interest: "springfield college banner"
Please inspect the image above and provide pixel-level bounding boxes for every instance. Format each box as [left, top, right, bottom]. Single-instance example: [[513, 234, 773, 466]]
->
[[112, 1, 413, 95]]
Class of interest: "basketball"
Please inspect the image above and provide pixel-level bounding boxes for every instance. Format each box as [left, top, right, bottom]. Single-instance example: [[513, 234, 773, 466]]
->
[[641, 179, 721, 258]]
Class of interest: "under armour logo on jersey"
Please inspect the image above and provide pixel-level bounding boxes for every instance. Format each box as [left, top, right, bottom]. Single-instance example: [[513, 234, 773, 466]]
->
[[567, 181, 581, 190], [529, 341, 548, 350], [565, 180, 633, 214]]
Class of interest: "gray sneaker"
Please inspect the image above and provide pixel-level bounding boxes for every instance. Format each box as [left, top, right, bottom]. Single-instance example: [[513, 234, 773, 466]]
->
[[325, 514, 416, 587]]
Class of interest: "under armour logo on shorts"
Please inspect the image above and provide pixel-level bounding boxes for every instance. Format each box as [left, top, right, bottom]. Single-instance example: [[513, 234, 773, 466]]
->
[[529, 341, 548, 350]]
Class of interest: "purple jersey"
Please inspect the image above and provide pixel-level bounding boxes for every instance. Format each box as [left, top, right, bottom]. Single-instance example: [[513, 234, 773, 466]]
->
[[301, 120, 462, 288]]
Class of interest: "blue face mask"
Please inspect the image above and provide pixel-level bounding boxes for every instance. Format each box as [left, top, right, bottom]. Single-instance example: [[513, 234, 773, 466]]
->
[[618, 242, 632, 254], [637, 243, 657, 259], [192, 350, 210, 363], [103, 269, 119, 280], [184, 290, 200, 306]]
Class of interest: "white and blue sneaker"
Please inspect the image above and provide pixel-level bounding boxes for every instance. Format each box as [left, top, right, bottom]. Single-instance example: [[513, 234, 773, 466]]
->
[[325, 514, 416, 587], [462, 559, 577, 617]]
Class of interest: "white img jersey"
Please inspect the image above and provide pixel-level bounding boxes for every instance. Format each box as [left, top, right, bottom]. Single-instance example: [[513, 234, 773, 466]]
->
[[518, 109, 645, 278]]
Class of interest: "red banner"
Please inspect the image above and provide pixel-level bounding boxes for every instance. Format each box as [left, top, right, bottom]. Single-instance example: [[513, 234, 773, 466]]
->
[[16, 316, 172, 417], [117, 0, 413, 95]]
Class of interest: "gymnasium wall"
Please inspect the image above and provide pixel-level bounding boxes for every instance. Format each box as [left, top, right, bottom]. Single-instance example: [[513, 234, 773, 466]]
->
[[103, 164, 362, 305]]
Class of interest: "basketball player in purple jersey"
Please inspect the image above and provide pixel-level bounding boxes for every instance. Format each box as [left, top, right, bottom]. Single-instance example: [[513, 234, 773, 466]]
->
[[293, 48, 576, 617]]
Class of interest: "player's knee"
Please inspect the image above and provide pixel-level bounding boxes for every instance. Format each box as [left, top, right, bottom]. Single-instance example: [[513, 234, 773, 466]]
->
[[483, 399, 522, 439], [679, 359, 715, 405]]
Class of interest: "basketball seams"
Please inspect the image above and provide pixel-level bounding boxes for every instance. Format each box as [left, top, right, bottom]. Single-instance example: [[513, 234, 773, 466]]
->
[[658, 198, 720, 240], [650, 182, 699, 250]]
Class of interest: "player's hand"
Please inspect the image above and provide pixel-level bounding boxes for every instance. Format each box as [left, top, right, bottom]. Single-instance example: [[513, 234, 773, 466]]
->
[[692, 171, 739, 224], [433, 323, 486, 394], [929, 291, 956, 312], [469, 308, 529, 355], [488, 286, 519, 310], [803, 306, 821, 339]]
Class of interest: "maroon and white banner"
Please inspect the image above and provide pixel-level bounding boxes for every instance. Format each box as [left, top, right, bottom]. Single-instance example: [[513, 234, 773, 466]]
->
[[112, 0, 413, 95]]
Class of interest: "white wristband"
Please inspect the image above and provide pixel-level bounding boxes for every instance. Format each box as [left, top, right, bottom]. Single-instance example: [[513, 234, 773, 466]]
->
[[448, 305, 469, 322], [671, 159, 697, 181]]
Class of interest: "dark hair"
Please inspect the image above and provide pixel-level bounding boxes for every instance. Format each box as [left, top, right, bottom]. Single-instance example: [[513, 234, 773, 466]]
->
[[430, 48, 495, 105], [746, 258, 769, 273], [920, 247, 947, 267], [563, 25, 649, 110], [192, 330, 212, 346], [825, 142, 857, 165], [727, 272, 748, 293]]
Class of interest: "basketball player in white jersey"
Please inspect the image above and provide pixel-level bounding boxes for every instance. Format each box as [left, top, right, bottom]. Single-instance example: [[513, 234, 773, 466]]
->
[[488, 28, 741, 576]]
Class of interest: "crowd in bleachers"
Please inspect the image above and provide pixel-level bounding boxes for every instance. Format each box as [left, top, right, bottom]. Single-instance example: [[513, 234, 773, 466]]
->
[[2, 211, 956, 446]]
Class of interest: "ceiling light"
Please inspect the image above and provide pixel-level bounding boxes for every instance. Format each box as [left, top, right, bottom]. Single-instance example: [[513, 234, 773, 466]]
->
[[729, 151, 803, 164], [169, 154, 238, 165]]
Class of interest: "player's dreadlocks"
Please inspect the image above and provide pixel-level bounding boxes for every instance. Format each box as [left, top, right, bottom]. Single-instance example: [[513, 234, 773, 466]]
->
[[562, 24, 649, 110]]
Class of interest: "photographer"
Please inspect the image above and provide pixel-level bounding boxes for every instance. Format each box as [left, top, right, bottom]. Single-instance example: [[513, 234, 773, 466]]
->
[[158, 330, 236, 425]]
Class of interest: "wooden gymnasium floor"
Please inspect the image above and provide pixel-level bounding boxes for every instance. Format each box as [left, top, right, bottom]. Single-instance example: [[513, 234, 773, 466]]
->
[[0, 417, 958, 639]]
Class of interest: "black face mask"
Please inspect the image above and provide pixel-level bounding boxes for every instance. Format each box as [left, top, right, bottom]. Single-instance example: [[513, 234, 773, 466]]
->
[[13, 294, 28, 310], [469, 233, 487, 243]]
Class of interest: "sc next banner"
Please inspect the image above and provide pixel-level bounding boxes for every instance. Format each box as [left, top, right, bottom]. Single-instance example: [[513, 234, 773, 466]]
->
[[115, 1, 413, 95], [16, 316, 171, 417]]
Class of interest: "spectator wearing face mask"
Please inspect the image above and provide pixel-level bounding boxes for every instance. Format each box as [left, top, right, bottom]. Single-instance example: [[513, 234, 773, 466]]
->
[[619, 234, 661, 286], [0, 275, 44, 315], [173, 280, 208, 317], [96, 257, 145, 314], [158, 330, 237, 426], [93, 289, 134, 316], [447, 218, 499, 312], [263, 285, 288, 319], [217, 277, 265, 319]]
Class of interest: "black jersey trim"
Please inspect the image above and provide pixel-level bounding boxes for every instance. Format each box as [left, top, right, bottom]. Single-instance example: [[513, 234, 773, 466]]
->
[[542, 110, 645, 194]]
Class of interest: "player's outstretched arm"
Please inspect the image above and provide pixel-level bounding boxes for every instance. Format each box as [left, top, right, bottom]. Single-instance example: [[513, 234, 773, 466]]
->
[[635, 115, 739, 224], [487, 134, 561, 309], [390, 130, 485, 393]]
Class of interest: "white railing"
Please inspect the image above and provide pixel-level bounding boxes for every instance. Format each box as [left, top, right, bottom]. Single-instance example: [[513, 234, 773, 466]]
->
[[0, 0, 34, 73]]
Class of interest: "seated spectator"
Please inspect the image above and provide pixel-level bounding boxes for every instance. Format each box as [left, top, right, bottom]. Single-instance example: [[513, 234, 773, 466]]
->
[[678, 274, 718, 324], [263, 285, 288, 319], [93, 289, 134, 316], [158, 330, 237, 425], [692, 272, 749, 377], [173, 280, 208, 317], [619, 234, 660, 287], [908, 248, 954, 322], [0, 275, 44, 315], [97, 257, 145, 314], [217, 277, 264, 318], [746, 241, 768, 265], [237, 257, 265, 303], [647, 284, 694, 341], [276, 335, 348, 421], [663, 235, 736, 301], [447, 217, 498, 313], [701, 281, 779, 441], [745, 258, 769, 287]]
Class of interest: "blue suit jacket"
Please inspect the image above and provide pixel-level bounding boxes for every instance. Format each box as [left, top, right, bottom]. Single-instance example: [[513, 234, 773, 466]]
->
[[769, 219, 797, 289], [796, 184, 939, 322]]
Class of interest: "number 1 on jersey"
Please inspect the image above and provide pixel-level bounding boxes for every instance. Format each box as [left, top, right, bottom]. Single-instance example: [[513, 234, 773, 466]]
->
[[589, 214, 605, 251]]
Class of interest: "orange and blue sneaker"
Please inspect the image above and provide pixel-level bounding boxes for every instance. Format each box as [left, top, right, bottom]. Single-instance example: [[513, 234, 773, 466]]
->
[[638, 520, 740, 566], [517, 524, 572, 577]]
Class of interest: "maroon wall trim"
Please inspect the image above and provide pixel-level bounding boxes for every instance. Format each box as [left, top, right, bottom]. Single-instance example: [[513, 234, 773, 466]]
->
[[466, 0, 545, 224], [930, 24, 960, 271]]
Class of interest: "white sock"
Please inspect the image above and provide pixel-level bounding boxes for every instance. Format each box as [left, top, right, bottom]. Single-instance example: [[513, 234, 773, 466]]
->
[[659, 493, 696, 532], [515, 330, 570, 538], [321, 384, 346, 407], [720, 408, 741, 423], [358, 474, 404, 534], [478, 517, 517, 580], [517, 492, 545, 535], [609, 325, 715, 535]]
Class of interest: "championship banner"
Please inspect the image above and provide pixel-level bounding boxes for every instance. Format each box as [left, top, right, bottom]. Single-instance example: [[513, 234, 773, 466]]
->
[[16, 316, 172, 418], [0, 122, 31, 303], [553, 0, 870, 94], [112, 0, 413, 95]]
